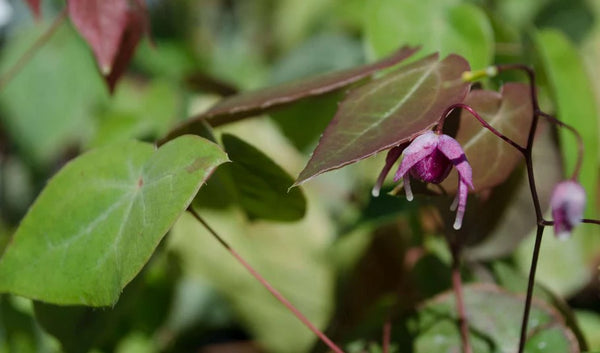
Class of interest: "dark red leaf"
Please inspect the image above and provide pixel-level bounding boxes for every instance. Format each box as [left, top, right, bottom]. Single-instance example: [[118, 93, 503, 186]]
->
[[295, 54, 471, 186], [104, 9, 145, 93], [68, 0, 129, 74], [23, 0, 41, 19], [160, 46, 420, 143], [203, 46, 419, 121]]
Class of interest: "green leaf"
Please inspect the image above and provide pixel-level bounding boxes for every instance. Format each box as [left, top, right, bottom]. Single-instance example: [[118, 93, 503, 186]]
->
[[533, 29, 599, 217], [0, 136, 227, 306], [222, 134, 306, 221], [575, 310, 600, 351], [442, 83, 533, 192], [295, 54, 470, 186], [364, 0, 494, 69], [0, 24, 107, 165], [413, 284, 579, 353]]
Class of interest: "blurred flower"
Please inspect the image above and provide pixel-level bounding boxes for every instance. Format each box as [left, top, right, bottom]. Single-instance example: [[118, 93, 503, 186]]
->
[[550, 180, 586, 240], [394, 131, 473, 230]]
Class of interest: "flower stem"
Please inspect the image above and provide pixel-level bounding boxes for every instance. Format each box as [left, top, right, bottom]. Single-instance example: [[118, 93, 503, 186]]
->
[[187, 208, 346, 353], [451, 247, 472, 353], [0, 8, 68, 91], [382, 318, 391, 353], [437, 103, 526, 152], [517, 225, 546, 353], [536, 110, 584, 180]]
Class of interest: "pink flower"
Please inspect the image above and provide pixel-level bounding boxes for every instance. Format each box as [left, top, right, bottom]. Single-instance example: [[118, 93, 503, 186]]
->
[[394, 131, 474, 230], [550, 180, 586, 240]]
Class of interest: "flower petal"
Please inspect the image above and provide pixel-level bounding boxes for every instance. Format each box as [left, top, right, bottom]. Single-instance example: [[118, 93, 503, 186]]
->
[[372, 144, 406, 197], [550, 180, 586, 239], [437, 134, 474, 189], [394, 131, 439, 181], [453, 179, 469, 230], [403, 175, 414, 201]]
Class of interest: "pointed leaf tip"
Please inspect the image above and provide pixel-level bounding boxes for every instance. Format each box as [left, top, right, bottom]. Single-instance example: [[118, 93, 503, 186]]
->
[[24, 0, 41, 19], [295, 54, 471, 185]]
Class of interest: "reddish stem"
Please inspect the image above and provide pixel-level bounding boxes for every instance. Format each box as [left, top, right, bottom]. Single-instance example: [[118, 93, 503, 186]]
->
[[188, 208, 346, 353], [437, 103, 526, 153], [451, 251, 472, 353], [0, 8, 68, 91], [382, 318, 391, 353], [536, 110, 584, 180]]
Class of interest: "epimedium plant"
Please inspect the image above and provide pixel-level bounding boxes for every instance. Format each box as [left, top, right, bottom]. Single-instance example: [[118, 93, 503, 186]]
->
[[1, 1, 600, 353]]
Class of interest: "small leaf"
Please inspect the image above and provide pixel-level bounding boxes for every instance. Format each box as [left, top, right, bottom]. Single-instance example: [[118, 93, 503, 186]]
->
[[222, 134, 306, 221], [295, 54, 470, 186], [442, 83, 532, 192], [23, 0, 41, 19], [68, 0, 129, 75], [0, 136, 227, 306], [414, 284, 579, 353], [163, 46, 419, 141]]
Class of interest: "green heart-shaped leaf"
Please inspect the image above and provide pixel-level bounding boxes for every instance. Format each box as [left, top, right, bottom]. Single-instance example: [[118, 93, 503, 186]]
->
[[414, 284, 579, 353], [0, 135, 227, 306]]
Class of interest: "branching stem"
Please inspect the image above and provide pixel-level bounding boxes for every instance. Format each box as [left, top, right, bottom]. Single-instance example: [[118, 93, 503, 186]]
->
[[187, 208, 346, 353]]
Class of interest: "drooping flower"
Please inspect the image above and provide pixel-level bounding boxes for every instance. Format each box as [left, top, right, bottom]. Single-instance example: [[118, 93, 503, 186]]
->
[[393, 131, 474, 230], [550, 180, 586, 240]]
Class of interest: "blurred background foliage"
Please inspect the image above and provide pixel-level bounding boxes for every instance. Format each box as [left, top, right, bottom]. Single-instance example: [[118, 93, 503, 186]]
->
[[0, 0, 599, 352]]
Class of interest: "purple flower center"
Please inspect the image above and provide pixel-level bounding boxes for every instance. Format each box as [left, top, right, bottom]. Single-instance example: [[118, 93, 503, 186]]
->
[[409, 148, 453, 184]]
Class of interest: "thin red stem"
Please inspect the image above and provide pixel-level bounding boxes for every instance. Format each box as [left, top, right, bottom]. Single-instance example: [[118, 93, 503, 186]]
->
[[536, 111, 584, 180], [187, 208, 345, 353], [0, 9, 68, 91], [437, 103, 526, 152], [451, 252, 472, 353], [382, 318, 391, 353]]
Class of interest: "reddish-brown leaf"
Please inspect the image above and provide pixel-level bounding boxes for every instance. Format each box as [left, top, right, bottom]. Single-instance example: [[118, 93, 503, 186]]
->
[[295, 54, 471, 186], [68, 0, 129, 74], [23, 0, 41, 19], [104, 9, 145, 93], [204, 46, 419, 120]]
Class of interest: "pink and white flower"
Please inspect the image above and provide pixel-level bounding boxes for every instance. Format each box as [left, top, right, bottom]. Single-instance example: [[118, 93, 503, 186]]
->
[[393, 131, 474, 230], [550, 180, 586, 240]]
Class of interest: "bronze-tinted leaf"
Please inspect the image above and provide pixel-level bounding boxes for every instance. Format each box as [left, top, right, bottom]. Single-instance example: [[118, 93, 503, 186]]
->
[[442, 82, 532, 192], [414, 284, 579, 353], [23, 0, 41, 19], [295, 54, 470, 186], [104, 9, 146, 92], [162, 46, 419, 141], [68, 0, 129, 74]]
